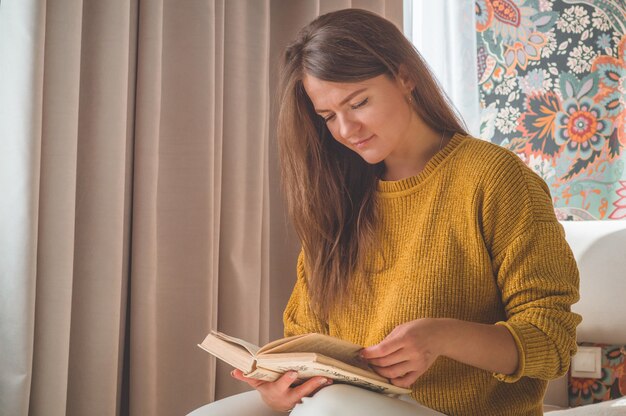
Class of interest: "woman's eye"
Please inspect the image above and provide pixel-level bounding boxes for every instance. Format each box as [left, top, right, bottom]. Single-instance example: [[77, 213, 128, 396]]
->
[[320, 98, 367, 123], [351, 98, 368, 109]]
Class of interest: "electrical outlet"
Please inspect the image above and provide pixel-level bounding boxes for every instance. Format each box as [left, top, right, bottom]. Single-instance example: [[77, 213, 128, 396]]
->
[[571, 346, 602, 379]]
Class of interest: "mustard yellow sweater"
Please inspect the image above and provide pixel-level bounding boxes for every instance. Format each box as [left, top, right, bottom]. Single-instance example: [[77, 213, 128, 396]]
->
[[283, 134, 581, 416]]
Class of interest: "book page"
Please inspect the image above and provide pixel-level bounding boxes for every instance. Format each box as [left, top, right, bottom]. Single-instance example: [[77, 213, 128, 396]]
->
[[259, 333, 370, 371], [210, 330, 261, 356], [254, 333, 309, 353], [244, 366, 282, 382], [256, 354, 410, 395], [260, 352, 386, 382], [198, 333, 256, 373]]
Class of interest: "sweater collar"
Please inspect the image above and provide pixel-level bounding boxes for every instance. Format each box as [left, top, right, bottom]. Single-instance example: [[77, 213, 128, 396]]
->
[[377, 133, 467, 194]]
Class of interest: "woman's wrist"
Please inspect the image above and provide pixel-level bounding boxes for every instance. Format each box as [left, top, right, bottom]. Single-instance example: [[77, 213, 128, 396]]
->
[[430, 318, 460, 359], [429, 318, 519, 375]]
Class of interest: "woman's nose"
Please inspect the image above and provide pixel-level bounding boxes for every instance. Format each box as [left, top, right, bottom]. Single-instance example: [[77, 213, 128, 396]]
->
[[337, 114, 360, 139]]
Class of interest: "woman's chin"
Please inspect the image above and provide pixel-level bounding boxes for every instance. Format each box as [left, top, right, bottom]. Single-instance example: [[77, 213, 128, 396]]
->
[[356, 151, 385, 165]]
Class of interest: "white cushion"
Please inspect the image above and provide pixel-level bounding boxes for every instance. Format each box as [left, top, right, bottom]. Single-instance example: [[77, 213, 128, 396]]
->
[[544, 220, 626, 408], [545, 397, 626, 415], [562, 220, 626, 344]]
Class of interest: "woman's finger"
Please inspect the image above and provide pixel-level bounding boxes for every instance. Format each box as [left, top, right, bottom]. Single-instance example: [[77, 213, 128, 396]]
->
[[254, 372, 303, 411], [275, 371, 300, 390], [370, 360, 414, 379], [364, 347, 407, 368], [390, 371, 419, 389], [230, 369, 266, 388], [291, 376, 332, 400], [360, 336, 403, 360]]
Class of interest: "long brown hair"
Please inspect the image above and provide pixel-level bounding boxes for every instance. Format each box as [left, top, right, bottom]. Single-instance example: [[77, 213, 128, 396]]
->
[[278, 9, 467, 319]]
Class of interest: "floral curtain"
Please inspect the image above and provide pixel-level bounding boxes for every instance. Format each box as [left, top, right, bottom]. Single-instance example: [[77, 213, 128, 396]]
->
[[476, 0, 626, 220]]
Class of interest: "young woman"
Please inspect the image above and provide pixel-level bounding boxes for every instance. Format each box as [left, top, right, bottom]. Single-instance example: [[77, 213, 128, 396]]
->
[[190, 9, 581, 416]]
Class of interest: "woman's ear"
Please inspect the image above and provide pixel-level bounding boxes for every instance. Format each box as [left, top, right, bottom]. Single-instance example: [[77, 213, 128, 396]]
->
[[396, 64, 415, 94]]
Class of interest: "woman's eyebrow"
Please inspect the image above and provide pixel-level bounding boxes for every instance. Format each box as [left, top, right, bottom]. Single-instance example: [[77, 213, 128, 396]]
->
[[315, 88, 368, 113]]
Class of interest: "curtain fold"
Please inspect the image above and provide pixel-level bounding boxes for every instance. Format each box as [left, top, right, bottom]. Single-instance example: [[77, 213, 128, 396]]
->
[[0, 1, 402, 415], [0, 1, 46, 415], [132, 1, 224, 413], [29, 0, 83, 414], [66, 1, 137, 414], [130, 0, 165, 414], [214, 0, 272, 400]]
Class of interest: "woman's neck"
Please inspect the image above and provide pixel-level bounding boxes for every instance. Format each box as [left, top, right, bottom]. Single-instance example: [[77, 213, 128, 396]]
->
[[382, 123, 447, 181]]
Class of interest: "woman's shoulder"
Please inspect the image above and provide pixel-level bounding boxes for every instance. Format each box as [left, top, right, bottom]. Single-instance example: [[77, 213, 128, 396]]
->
[[452, 135, 551, 201], [456, 135, 521, 164], [451, 135, 530, 180]]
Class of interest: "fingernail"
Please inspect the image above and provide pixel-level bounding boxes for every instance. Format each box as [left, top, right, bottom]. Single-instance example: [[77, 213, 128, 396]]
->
[[230, 370, 235, 377], [319, 378, 328, 384], [288, 371, 298, 379]]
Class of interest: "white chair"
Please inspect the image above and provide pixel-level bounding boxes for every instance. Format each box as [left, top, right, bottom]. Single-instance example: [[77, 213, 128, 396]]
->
[[543, 220, 626, 411]]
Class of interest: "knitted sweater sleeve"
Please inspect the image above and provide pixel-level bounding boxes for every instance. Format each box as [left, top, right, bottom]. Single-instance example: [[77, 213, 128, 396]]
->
[[479, 152, 581, 383], [283, 250, 328, 337]]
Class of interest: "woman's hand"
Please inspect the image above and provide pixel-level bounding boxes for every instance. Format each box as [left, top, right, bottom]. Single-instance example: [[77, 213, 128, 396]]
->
[[231, 369, 332, 412], [360, 318, 519, 389], [359, 318, 444, 388]]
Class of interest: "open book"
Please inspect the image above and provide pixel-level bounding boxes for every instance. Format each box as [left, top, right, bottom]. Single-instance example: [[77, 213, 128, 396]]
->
[[198, 330, 411, 395]]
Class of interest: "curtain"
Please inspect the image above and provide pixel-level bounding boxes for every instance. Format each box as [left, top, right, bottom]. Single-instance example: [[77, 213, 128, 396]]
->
[[406, 0, 481, 136], [0, 1, 402, 415]]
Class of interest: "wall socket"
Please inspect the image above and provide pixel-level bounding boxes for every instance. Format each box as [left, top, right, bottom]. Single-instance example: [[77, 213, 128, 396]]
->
[[571, 346, 602, 379]]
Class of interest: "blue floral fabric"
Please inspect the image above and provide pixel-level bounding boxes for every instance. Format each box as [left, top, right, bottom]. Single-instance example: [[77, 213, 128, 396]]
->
[[568, 343, 626, 406], [476, 0, 626, 220]]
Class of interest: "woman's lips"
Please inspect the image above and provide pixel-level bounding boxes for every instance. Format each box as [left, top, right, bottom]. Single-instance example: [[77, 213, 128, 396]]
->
[[352, 135, 374, 148]]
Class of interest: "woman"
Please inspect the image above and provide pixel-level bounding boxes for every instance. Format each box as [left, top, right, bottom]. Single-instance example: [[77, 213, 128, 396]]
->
[[191, 8, 581, 416]]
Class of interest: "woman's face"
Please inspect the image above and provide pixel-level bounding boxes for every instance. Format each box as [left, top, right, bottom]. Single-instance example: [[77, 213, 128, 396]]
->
[[302, 73, 416, 165]]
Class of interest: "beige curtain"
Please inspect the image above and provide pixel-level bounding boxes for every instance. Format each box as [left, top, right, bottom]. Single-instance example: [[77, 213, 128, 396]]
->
[[0, 1, 401, 415]]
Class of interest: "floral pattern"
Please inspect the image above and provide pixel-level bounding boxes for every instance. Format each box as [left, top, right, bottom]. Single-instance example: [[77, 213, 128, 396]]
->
[[555, 96, 612, 163], [568, 343, 626, 407], [476, 0, 626, 220]]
